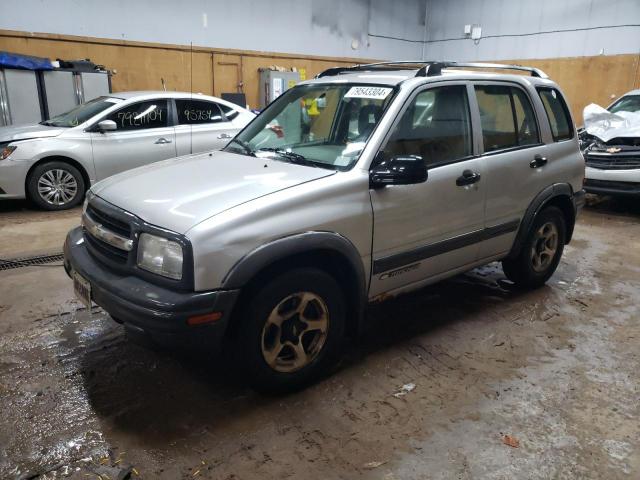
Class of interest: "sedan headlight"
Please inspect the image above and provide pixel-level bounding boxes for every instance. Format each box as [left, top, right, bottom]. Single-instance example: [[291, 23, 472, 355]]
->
[[137, 233, 183, 280], [0, 145, 16, 160]]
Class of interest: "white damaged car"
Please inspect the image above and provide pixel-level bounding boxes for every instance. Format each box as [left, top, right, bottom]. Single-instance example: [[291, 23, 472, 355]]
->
[[580, 90, 640, 196]]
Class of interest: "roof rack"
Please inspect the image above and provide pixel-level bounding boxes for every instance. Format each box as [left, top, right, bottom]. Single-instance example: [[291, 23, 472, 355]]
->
[[316, 61, 548, 79]]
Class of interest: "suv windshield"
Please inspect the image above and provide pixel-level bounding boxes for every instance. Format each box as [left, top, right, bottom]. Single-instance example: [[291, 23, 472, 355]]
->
[[41, 96, 122, 127], [609, 95, 640, 114], [225, 84, 396, 170]]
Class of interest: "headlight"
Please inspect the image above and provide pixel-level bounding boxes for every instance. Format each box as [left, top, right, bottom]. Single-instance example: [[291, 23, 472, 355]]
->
[[137, 233, 183, 280], [0, 145, 16, 160]]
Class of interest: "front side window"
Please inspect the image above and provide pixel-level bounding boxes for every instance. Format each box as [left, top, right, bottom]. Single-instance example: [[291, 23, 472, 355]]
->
[[475, 84, 540, 153], [106, 100, 169, 131], [537, 88, 573, 141], [224, 84, 396, 170], [176, 99, 225, 125], [383, 85, 472, 167], [42, 96, 122, 128]]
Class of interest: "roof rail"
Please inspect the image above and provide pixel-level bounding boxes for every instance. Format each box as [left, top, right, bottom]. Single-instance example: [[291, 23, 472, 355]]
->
[[419, 62, 548, 78], [316, 61, 548, 79], [315, 61, 442, 78]]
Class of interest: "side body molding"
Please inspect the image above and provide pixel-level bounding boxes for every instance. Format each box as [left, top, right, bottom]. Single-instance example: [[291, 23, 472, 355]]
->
[[508, 182, 576, 259], [221, 231, 368, 298]]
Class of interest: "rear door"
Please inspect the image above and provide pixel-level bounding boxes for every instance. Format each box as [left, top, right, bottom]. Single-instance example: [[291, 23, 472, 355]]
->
[[472, 82, 549, 259], [91, 99, 176, 180], [369, 82, 487, 297], [174, 98, 240, 155]]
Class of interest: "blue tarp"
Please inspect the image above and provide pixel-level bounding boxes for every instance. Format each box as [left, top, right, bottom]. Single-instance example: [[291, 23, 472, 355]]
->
[[0, 51, 53, 70]]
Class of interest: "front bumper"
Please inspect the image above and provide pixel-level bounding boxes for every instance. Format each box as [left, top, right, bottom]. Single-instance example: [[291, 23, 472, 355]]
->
[[585, 166, 640, 196], [64, 227, 239, 348], [0, 159, 30, 199], [584, 178, 640, 196]]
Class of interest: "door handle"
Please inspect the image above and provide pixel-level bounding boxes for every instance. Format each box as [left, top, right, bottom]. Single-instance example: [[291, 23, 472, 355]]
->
[[217, 133, 232, 139], [456, 169, 481, 186], [530, 154, 548, 168], [155, 137, 172, 144]]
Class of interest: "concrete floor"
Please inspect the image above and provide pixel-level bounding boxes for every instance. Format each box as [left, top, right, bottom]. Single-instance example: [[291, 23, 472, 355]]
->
[[0, 196, 638, 479]]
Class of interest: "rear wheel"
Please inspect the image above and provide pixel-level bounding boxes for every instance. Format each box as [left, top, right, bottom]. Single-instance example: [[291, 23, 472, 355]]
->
[[502, 206, 566, 288], [27, 161, 85, 210], [236, 268, 346, 393]]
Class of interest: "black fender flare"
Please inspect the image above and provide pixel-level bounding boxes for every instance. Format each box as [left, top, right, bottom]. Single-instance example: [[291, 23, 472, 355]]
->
[[507, 183, 577, 259], [221, 231, 368, 335]]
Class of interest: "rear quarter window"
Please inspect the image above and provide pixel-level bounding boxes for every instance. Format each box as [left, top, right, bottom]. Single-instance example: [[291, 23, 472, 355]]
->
[[537, 88, 574, 142]]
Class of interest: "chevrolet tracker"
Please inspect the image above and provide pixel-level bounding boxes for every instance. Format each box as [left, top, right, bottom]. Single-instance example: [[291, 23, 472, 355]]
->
[[64, 61, 586, 392]]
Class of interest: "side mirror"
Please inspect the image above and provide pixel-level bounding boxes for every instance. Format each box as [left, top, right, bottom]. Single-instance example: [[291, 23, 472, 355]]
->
[[370, 154, 428, 188], [97, 120, 117, 132]]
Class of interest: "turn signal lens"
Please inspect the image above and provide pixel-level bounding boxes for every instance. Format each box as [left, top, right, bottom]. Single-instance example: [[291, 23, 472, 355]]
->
[[0, 145, 17, 160], [187, 312, 223, 326]]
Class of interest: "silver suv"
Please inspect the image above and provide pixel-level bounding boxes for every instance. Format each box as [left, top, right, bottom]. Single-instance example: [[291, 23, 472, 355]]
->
[[64, 62, 585, 392]]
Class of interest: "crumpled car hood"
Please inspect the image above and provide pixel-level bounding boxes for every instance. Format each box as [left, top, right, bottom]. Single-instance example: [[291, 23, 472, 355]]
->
[[583, 103, 640, 143], [92, 150, 336, 234]]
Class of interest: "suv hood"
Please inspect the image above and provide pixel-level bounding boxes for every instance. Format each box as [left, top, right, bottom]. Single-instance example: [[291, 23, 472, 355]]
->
[[93, 150, 336, 234], [0, 124, 67, 143]]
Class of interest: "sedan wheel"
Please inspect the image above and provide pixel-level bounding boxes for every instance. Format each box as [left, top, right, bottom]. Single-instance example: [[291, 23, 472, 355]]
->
[[37, 169, 78, 206], [27, 161, 85, 211]]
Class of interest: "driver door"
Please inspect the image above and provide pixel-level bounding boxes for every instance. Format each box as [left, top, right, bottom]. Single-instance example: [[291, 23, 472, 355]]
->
[[369, 83, 487, 297], [90, 99, 176, 180]]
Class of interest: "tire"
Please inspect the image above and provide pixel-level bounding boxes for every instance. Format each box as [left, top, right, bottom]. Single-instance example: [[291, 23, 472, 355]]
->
[[27, 161, 85, 211], [502, 206, 566, 289], [236, 268, 346, 393]]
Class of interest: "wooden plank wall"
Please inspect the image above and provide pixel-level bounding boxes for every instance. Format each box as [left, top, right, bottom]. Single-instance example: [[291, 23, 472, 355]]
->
[[1, 30, 639, 122], [500, 55, 640, 123], [0, 30, 366, 109]]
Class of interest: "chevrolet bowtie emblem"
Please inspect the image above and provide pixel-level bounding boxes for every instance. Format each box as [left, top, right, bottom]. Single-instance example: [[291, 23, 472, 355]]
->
[[606, 147, 622, 153]]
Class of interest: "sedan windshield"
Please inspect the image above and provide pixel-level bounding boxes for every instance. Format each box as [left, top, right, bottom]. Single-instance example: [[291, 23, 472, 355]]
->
[[41, 96, 122, 127], [609, 95, 640, 114], [225, 84, 396, 170]]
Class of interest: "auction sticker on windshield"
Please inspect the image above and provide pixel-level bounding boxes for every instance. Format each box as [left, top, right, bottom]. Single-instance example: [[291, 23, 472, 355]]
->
[[345, 86, 392, 99]]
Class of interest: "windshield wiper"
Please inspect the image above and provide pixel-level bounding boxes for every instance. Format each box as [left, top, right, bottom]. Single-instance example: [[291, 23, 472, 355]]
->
[[226, 138, 255, 156], [257, 147, 321, 168], [40, 120, 55, 126]]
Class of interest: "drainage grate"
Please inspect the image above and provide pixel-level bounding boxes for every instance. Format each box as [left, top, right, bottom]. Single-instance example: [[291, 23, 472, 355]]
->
[[0, 253, 65, 271]]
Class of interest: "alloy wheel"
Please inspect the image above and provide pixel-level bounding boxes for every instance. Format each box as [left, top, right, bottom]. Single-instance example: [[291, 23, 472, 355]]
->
[[530, 221, 559, 273], [37, 169, 78, 206], [261, 292, 329, 373]]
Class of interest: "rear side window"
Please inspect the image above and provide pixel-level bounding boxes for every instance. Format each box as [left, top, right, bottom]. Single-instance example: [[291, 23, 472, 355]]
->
[[475, 85, 540, 152], [176, 99, 225, 125], [107, 100, 169, 131], [537, 88, 573, 141]]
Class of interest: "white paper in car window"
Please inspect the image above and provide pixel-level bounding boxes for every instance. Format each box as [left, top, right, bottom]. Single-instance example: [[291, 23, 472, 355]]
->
[[345, 86, 392, 100]]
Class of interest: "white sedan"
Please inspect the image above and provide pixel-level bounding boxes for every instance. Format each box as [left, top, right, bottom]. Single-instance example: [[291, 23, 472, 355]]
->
[[0, 91, 255, 210]]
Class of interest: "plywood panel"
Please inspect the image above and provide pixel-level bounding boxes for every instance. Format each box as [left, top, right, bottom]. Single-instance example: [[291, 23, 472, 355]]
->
[[497, 55, 640, 124]]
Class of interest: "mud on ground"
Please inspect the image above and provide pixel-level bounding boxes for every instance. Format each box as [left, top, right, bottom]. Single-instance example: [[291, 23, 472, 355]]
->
[[0, 196, 638, 479]]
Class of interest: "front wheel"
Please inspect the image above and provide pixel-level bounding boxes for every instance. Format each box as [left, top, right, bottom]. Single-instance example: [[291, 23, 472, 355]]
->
[[27, 161, 85, 210], [502, 206, 566, 289], [236, 268, 346, 393]]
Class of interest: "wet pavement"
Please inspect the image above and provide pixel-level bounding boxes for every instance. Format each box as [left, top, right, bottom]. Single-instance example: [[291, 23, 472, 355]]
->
[[0, 196, 638, 479]]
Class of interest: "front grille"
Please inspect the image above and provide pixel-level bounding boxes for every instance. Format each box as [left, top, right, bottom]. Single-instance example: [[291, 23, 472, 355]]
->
[[585, 153, 640, 170], [84, 202, 132, 265], [84, 230, 129, 264], [86, 203, 131, 237]]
